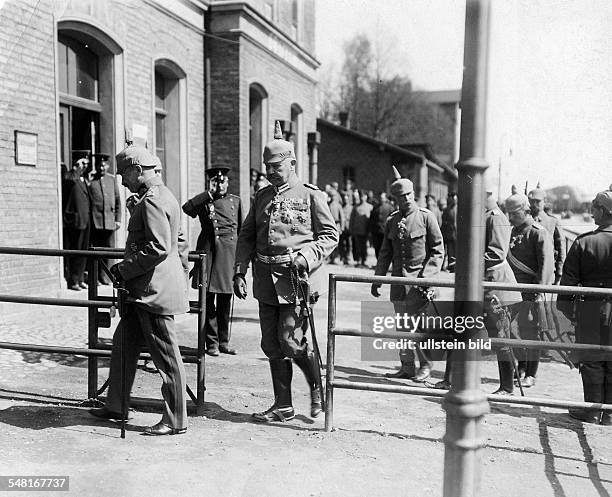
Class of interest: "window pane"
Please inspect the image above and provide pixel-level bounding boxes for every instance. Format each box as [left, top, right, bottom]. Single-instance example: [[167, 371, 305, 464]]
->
[[58, 42, 68, 94], [59, 36, 98, 101], [156, 113, 165, 162], [76, 47, 98, 100], [155, 72, 165, 110]]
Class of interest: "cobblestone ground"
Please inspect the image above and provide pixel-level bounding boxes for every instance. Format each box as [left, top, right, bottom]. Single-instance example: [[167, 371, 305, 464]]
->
[[0, 257, 610, 497]]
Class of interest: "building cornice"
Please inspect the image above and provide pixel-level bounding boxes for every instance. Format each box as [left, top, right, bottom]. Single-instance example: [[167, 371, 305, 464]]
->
[[147, 0, 207, 33], [210, 1, 320, 69]]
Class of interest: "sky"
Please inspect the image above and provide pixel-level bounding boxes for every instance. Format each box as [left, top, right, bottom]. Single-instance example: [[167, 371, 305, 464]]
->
[[314, 0, 612, 196]]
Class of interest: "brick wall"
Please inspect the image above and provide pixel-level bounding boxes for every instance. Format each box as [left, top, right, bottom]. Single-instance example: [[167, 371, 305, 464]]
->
[[0, 0, 206, 308]]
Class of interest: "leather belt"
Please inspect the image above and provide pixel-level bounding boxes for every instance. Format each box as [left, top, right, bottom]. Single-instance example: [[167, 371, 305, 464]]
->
[[256, 253, 294, 264]]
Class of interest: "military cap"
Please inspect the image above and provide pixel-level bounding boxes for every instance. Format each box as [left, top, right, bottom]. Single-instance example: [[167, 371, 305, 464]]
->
[[528, 183, 546, 201], [263, 121, 296, 164], [115, 145, 160, 174], [505, 193, 530, 213], [206, 167, 230, 179], [72, 150, 90, 162], [389, 165, 414, 196], [593, 190, 612, 214], [92, 153, 110, 161]]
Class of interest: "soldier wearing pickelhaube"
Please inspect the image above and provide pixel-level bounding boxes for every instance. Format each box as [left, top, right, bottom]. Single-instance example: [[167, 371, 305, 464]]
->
[[371, 166, 444, 382], [504, 193, 554, 388], [528, 183, 565, 284], [183, 167, 242, 356], [558, 190, 612, 424], [233, 121, 338, 422]]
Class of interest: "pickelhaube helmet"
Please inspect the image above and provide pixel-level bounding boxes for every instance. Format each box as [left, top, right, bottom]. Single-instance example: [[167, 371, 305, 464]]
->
[[389, 165, 414, 196], [263, 121, 296, 164], [505, 193, 530, 213], [528, 182, 546, 201]]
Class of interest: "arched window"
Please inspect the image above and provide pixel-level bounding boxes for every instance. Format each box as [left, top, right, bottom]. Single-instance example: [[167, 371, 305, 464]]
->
[[249, 83, 268, 171], [154, 59, 186, 200]]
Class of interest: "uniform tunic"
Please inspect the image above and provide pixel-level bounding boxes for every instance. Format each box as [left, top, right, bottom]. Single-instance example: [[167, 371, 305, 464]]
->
[[533, 211, 566, 281], [183, 192, 242, 294], [374, 206, 444, 302], [235, 175, 339, 305]]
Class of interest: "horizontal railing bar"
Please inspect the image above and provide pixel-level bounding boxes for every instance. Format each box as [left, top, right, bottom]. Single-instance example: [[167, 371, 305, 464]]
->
[[331, 379, 612, 411], [0, 341, 200, 360], [0, 294, 113, 308], [0, 246, 202, 262], [330, 274, 612, 297], [331, 327, 612, 352]]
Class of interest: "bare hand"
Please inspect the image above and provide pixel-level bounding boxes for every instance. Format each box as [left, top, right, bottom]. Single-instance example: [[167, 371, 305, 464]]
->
[[290, 254, 308, 277], [233, 274, 247, 299]]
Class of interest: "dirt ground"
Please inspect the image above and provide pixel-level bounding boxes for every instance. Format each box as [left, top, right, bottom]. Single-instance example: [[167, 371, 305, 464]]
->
[[0, 264, 611, 497]]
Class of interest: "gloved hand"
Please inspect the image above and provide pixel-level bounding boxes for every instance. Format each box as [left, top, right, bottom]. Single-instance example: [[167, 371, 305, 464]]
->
[[554, 275, 562, 285], [290, 254, 308, 278], [110, 263, 123, 284], [371, 283, 382, 298], [233, 274, 247, 299]]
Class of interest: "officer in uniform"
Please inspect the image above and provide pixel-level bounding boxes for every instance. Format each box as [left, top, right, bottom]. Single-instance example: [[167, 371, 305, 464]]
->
[[233, 122, 338, 422], [371, 167, 444, 382], [183, 167, 242, 356], [88, 153, 122, 284], [558, 190, 612, 424], [90, 145, 190, 436], [481, 189, 520, 394], [528, 184, 565, 284], [505, 194, 554, 388]]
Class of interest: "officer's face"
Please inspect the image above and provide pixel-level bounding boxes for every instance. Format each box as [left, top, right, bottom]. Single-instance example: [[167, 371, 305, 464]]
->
[[121, 164, 142, 193], [591, 203, 607, 226], [210, 176, 228, 195], [508, 208, 528, 227], [396, 191, 415, 211], [265, 158, 295, 186], [529, 198, 543, 213]]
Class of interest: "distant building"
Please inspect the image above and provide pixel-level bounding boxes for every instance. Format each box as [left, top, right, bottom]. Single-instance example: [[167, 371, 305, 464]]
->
[[316, 118, 457, 203]]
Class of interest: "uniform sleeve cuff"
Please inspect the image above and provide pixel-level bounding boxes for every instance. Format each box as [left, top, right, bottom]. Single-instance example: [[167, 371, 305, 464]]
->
[[298, 247, 316, 271]]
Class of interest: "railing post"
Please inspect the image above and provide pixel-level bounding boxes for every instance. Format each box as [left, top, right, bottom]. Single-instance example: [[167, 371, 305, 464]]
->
[[196, 254, 207, 415], [325, 274, 337, 432], [442, 1, 491, 496], [87, 256, 98, 400]]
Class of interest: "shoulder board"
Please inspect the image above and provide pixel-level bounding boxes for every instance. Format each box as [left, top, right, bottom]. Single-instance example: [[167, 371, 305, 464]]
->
[[576, 229, 597, 240], [304, 183, 320, 190], [419, 207, 431, 213], [532, 222, 543, 230], [388, 210, 400, 219]]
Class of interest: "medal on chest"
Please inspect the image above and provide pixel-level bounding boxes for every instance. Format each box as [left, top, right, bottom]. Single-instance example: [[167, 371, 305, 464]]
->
[[208, 204, 216, 220], [397, 217, 409, 240], [510, 233, 524, 249]]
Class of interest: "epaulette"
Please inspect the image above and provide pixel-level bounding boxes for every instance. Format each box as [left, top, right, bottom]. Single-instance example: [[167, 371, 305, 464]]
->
[[388, 210, 399, 219], [532, 222, 544, 230], [576, 229, 597, 240], [419, 207, 431, 213], [304, 183, 320, 190]]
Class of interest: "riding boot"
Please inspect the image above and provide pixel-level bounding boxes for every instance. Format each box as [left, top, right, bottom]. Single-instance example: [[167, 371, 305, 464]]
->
[[293, 350, 323, 418], [569, 363, 603, 423], [497, 359, 515, 394], [385, 358, 416, 379], [252, 359, 294, 422]]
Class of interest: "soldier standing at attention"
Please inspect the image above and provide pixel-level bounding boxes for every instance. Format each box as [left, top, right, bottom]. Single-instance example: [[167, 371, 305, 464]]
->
[[558, 190, 612, 425], [504, 194, 554, 388], [233, 122, 338, 422], [371, 167, 444, 382], [528, 184, 565, 284], [183, 167, 242, 356], [90, 145, 190, 436], [88, 153, 122, 285]]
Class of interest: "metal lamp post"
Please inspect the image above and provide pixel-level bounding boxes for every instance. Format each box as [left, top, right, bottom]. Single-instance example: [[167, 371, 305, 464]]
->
[[442, 1, 491, 496]]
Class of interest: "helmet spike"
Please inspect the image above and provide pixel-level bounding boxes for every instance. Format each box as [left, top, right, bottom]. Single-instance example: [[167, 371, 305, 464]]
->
[[273, 121, 283, 140], [392, 165, 402, 180]]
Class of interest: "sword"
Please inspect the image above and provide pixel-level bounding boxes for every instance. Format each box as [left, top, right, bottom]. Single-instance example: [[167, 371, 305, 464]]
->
[[112, 273, 129, 439], [294, 271, 325, 407]]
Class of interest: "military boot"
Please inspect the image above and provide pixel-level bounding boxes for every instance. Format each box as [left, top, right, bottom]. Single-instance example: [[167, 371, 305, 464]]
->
[[569, 372, 603, 424], [496, 358, 515, 394], [294, 350, 323, 418], [385, 360, 416, 379], [253, 359, 295, 422]]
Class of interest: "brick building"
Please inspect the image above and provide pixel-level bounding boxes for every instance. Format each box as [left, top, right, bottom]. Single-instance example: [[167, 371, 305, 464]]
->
[[317, 119, 457, 204], [0, 0, 318, 303]]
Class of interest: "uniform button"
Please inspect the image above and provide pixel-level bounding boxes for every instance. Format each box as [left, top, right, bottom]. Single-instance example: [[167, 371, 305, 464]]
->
[[231, 206, 234, 210], [230, 237, 233, 240], [271, 229, 275, 233], [216, 235, 220, 239]]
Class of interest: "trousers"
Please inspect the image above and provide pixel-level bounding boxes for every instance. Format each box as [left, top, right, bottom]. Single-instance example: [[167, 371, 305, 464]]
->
[[258, 301, 309, 360], [106, 305, 187, 429], [205, 292, 232, 349]]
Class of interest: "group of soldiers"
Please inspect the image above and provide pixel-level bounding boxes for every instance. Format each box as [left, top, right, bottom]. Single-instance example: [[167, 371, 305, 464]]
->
[[87, 119, 611, 435]]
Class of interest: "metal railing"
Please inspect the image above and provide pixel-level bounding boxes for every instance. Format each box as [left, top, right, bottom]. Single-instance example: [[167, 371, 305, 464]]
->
[[0, 246, 208, 415], [324, 273, 612, 432]]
